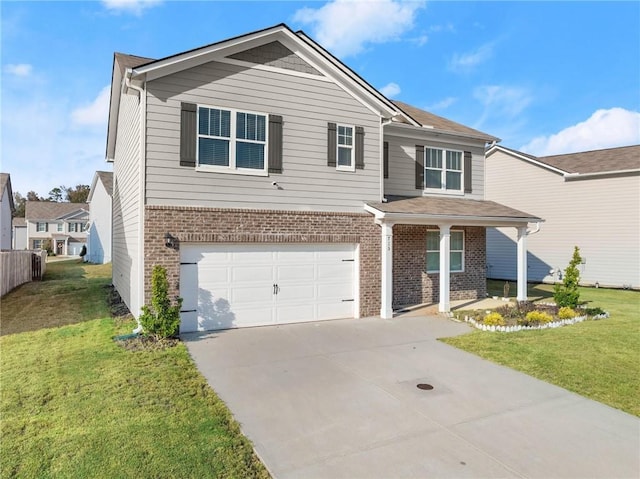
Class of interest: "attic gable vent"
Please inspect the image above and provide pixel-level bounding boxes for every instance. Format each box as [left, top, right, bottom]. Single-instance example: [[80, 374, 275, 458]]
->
[[227, 41, 322, 76]]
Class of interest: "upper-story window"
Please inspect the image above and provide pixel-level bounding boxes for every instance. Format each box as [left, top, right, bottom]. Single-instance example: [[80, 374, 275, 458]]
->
[[36, 222, 47, 232], [57, 223, 63, 232], [68, 222, 85, 233], [425, 147, 462, 192], [197, 106, 267, 173], [336, 125, 354, 171]]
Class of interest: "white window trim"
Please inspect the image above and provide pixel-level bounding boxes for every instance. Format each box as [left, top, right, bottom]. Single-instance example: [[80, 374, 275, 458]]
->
[[426, 229, 465, 273], [57, 223, 64, 232], [336, 123, 355, 172], [196, 104, 269, 176], [423, 147, 464, 195]]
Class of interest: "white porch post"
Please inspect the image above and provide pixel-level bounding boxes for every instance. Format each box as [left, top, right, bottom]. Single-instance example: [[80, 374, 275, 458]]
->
[[439, 224, 451, 313], [517, 226, 528, 301], [380, 221, 394, 319]]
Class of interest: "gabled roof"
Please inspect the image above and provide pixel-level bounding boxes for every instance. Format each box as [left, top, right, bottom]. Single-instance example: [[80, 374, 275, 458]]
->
[[487, 144, 640, 177], [88, 171, 113, 202], [0, 173, 15, 212], [391, 101, 499, 142], [25, 201, 89, 221]]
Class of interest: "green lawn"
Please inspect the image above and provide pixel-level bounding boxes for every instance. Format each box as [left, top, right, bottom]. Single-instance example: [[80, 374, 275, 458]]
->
[[442, 282, 640, 416], [1, 261, 270, 478]]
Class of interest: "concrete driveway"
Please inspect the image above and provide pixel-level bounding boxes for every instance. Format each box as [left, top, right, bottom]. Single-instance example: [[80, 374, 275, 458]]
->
[[183, 316, 639, 479]]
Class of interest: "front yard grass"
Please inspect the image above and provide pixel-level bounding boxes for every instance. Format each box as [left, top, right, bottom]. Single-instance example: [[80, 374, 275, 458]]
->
[[1, 261, 269, 478], [442, 282, 640, 416]]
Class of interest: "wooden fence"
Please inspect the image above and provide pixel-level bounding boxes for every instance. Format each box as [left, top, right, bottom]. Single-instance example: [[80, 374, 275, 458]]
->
[[0, 250, 48, 297]]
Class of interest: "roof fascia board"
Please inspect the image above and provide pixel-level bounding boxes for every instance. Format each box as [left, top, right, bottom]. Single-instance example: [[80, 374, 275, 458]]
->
[[364, 204, 537, 227], [58, 209, 89, 221], [563, 168, 640, 181], [385, 123, 493, 146], [294, 31, 413, 124], [106, 55, 123, 161], [487, 145, 569, 175], [87, 172, 100, 203]]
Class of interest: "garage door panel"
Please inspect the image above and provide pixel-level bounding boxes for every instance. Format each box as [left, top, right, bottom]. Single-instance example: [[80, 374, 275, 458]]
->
[[232, 265, 273, 282], [231, 285, 274, 304], [318, 301, 353, 319], [318, 263, 353, 280], [318, 282, 354, 301], [276, 303, 316, 324], [276, 284, 316, 302], [276, 264, 316, 281], [231, 250, 275, 263]]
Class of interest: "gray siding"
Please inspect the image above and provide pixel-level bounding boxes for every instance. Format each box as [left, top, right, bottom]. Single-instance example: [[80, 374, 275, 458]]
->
[[112, 91, 142, 316], [486, 150, 640, 289], [144, 60, 381, 212], [383, 134, 485, 200], [87, 179, 112, 264]]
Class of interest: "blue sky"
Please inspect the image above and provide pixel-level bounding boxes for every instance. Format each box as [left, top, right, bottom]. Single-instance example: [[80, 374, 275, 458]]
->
[[2, 0, 639, 197]]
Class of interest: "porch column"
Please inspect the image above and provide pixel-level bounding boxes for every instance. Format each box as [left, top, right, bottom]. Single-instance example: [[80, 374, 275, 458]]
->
[[517, 226, 528, 301], [380, 221, 394, 319], [438, 224, 451, 313]]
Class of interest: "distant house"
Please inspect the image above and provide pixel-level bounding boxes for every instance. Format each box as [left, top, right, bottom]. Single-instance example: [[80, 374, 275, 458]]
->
[[25, 201, 89, 256], [485, 145, 640, 289], [0, 173, 15, 250], [87, 171, 113, 263], [12, 218, 27, 250]]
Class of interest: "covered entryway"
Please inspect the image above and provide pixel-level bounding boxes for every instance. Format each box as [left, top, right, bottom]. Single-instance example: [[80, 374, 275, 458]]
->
[[179, 243, 358, 332]]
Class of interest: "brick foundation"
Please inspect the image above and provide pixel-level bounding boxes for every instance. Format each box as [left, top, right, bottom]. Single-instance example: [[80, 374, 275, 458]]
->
[[392, 225, 486, 308], [144, 206, 381, 317]]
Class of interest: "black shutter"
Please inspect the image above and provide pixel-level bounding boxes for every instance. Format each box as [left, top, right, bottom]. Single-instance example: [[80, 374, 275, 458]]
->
[[464, 151, 472, 193], [383, 141, 389, 179], [180, 102, 197, 167], [355, 126, 365, 169], [327, 122, 337, 167], [415, 145, 424, 189], [268, 114, 283, 173]]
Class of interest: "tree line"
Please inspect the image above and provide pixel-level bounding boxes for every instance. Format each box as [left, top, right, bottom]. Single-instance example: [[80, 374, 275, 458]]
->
[[13, 185, 90, 217]]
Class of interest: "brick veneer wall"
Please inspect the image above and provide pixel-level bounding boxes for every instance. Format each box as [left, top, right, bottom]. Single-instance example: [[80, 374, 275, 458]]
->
[[392, 225, 486, 308], [144, 206, 381, 318]]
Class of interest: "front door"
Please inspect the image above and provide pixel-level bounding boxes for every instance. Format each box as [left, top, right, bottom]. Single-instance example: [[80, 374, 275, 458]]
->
[[56, 241, 64, 255]]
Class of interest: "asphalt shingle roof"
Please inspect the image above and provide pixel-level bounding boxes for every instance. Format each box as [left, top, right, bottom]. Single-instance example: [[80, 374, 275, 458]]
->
[[25, 202, 89, 220], [96, 171, 113, 197]]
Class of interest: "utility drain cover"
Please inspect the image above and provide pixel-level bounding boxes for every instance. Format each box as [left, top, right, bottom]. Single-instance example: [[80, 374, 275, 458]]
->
[[417, 383, 434, 390]]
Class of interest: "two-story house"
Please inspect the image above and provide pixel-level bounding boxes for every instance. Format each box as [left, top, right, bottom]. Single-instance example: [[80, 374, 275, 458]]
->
[[86, 171, 113, 264], [25, 201, 89, 255], [107, 24, 540, 332]]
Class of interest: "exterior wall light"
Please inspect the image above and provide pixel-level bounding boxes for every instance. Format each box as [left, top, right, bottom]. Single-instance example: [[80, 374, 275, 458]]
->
[[164, 233, 179, 250]]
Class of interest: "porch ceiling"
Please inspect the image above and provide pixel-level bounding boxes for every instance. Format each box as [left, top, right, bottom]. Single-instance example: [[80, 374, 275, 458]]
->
[[365, 196, 542, 227]]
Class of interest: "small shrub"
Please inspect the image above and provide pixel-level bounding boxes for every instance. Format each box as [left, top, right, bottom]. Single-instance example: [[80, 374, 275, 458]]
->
[[558, 307, 577, 319], [483, 312, 505, 326], [522, 310, 553, 325], [554, 246, 583, 308], [514, 301, 536, 318], [495, 304, 519, 320], [585, 307, 606, 317], [139, 265, 183, 340]]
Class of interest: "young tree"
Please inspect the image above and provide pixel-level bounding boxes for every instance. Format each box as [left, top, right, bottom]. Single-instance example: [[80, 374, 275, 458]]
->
[[48, 186, 65, 202], [13, 192, 26, 217], [26, 191, 44, 201], [139, 265, 183, 340], [553, 246, 583, 308], [65, 185, 90, 203]]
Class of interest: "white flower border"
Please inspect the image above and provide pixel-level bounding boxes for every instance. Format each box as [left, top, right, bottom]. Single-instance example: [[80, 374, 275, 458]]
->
[[462, 311, 609, 333]]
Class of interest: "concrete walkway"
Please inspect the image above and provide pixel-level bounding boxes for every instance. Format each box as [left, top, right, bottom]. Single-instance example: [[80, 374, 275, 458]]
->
[[184, 316, 639, 479]]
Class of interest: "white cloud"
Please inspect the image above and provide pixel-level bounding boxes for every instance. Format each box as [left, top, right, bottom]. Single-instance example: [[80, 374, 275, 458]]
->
[[450, 42, 494, 71], [426, 97, 457, 111], [380, 82, 401, 98], [293, 0, 426, 58], [429, 23, 455, 34], [474, 85, 532, 118], [5, 63, 32, 77], [102, 0, 162, 15], [520, 108, 640, 156], [71, 86, 110, 128]]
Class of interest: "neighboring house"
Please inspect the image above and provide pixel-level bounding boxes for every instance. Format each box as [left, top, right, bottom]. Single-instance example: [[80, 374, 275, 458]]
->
[[486, 145, 640, 289], [107, 23, 540, 332], [25, 201, 89, 255], [12, 218, 27, 250], [87, 171, 113, 264], [0, 173, 15, 250]]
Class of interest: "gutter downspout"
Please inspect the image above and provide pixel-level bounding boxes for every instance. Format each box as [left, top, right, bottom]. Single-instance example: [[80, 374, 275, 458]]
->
[[125, 70, 147, 335]]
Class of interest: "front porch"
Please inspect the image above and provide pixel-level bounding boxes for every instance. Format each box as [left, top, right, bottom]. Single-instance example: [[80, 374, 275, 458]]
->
[[365, 196, 542, 319]]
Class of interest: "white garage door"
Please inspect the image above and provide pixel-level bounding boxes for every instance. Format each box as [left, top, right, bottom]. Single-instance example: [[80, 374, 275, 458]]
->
[[179, 243, 357, 332]]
